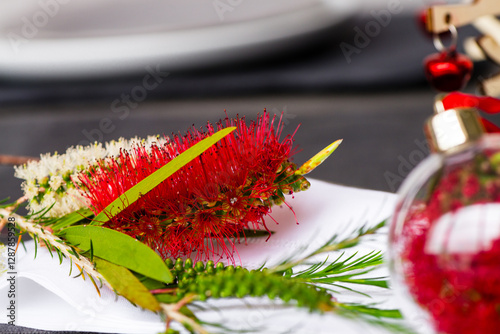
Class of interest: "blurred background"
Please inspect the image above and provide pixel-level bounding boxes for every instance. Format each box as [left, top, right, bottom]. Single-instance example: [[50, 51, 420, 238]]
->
[[0, 1, 498, 333], [0, 0, 495, 201]]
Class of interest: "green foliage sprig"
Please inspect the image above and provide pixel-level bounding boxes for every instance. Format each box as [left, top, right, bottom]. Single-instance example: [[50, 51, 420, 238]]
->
[[119, 221, 411, 334], [4, 206, 412, 333], [0, 121, 408, 333]]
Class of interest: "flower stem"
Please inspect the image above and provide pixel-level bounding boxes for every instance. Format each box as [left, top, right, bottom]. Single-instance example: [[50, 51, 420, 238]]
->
[[0, 208, 109, 290], [0, 154, 39, 165], [160, 295, 207, 334]]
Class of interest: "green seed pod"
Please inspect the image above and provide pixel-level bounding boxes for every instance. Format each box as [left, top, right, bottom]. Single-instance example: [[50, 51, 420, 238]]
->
[[205, 265, 215, 275], [267, 289, 278, 300], [210, 285, 221, 299], [235, 283, 250, 298], [221, 280, 236, 297], [40, 176, 50, 188], [164, 258, 174, 269], [281, 292, 293, 303], [184, 268, 196, 279], [177, 279, 188, 290], [194, 261, 205, 272], [174, 263, 184, 274]]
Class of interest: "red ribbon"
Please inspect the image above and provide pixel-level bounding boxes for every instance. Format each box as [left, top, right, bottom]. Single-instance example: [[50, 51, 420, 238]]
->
[[442, 92, 500, 132]]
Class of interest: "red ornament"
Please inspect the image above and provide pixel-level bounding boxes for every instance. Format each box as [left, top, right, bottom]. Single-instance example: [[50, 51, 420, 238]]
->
[[390, 95, 500, 334], [395, 151, 500, 334], [424, 50, 473, 92]]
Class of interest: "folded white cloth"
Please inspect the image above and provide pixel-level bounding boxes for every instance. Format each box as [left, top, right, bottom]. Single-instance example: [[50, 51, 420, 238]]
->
[[0, 179, 417, 334]]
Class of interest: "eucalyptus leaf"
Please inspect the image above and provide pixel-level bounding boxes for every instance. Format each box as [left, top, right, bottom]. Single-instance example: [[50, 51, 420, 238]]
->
[[93, 257, 161, 312], [93, 127, 236, 224], [58, 225, 172, 283]]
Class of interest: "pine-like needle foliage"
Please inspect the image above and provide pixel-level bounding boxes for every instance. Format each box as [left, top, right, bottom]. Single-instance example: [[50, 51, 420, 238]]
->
[[147, 221, 414, 334]]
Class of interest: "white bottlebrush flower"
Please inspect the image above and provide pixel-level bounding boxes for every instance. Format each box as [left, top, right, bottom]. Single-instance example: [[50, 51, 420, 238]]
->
[[14, 135, 169, 218], [48, 175, 64, 191]]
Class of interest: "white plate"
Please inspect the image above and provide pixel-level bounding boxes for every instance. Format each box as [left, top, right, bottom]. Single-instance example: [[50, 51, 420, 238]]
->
[[0, 0, 359, 80]]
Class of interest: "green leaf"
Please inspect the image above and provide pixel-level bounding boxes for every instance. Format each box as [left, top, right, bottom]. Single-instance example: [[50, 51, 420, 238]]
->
[[295, 139, 342, 175], [139, 276, 168, 291], [154, 294, 178, 304], [93, 127, 236, 224], [51, 208, 94, 232], [58, 225, 172, 283], [0, 198, 13, 208], [335, 278, 389, 289], [339, 304, 403, 319], [93, 257, 161, 312]]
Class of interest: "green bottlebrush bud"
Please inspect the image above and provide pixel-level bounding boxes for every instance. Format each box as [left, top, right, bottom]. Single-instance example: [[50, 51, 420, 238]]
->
[[194, 261, 205, 272], [184, 258, 193, 268], [299, 178, 311, 191], [235, 283, 250, 298], [174, 263, 184, 274], [177, 279, 188, 290], [267, 286, 279, 300], [205, 265, 215, 275], [164, 329, 180, 334], [165, 258, 174, 269], [177, 269, 335, 313], [184, 268, 196, 279]]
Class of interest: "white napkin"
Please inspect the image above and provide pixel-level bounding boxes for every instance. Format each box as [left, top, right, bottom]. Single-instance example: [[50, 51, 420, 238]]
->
[[0, 179, 414, 334]]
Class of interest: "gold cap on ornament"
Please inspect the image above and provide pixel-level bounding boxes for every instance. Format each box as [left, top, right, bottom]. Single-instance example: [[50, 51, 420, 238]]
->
[[424, 95, 485, 153]]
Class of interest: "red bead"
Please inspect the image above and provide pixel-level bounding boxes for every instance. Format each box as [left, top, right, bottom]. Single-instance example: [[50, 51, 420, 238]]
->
[[424, 50, 473, 92]]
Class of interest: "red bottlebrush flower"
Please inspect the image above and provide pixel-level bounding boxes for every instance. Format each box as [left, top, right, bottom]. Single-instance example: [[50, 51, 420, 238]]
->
[[76, 112, 310, 261]]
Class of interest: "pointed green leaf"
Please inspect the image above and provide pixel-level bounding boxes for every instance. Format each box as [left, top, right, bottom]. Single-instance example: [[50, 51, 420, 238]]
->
[[51, 208, 94, 232], [93, 127, 236, 224], [93, 257, 161, 312], [58, 225, 172, 283]]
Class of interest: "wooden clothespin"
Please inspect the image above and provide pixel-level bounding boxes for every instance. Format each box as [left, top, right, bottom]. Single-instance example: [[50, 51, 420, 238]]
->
[[428, 0, 500, 97], [480, 73, 500, 97], [427, 0, 500, 33], [472, 16, 500, 97], [464, 16, 500, 64]]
